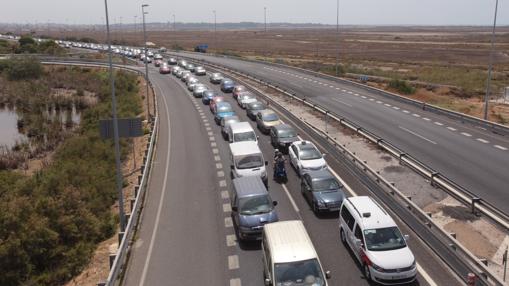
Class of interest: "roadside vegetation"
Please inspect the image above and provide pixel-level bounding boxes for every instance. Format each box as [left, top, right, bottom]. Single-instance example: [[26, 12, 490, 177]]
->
[[1, 35, 66, 55], [0, 60, 142, 285]]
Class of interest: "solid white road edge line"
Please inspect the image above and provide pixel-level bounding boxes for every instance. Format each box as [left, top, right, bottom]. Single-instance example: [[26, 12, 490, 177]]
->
[[399, 126, 437, 145]]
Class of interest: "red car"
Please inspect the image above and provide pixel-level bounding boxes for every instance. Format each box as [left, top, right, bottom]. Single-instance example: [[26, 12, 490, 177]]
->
[[159, 64, 171, 74], [210, 96, 225, 114], [232, 85, 247, 99], [154, 59, 163, 67]]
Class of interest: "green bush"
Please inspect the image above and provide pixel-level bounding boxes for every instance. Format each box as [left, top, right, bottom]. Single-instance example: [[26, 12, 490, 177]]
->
[[6, 57, 42, 80], [388, 79, 415, 94]]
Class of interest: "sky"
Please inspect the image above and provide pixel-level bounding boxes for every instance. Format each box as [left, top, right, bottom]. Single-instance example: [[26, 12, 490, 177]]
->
[[0, 0, 507, 26]]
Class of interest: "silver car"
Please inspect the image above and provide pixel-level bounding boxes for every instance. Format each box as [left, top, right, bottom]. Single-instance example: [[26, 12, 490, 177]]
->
[[210, 72, 223, 84], [187, 78, 199, 90], [193, 85, 208, 98], [195, 66, 206, 76], [221, 115, 240, 140]]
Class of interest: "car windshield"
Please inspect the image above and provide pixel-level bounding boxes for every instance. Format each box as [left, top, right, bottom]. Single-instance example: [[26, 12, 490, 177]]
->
[[312, 178, 341, 192], [239, 195, 272, 215], [262, 113, 279, 122], [217, 105, 233, 113], [235, 154, 264, 169], [278, 129, 296, 138], [274, 259, 325, 286], [234, 131, 257, 142], [363, 227, 407, 251], [224, 119, 239, 127], [299, 147, 322, 160], [249, 103, 265, 110]]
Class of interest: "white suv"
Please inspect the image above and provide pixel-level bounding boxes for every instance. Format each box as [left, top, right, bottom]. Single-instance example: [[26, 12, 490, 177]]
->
[[339, 196, 417, 285], [288, 141, 327, 176]]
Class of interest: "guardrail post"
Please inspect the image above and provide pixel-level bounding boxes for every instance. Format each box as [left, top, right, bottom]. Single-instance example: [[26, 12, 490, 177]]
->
[[471, 197, 481, 215], [324, 111, 329, 134], [430, 172, 439, 187], [118, 232, 125, 245], [109, 253, 116, 270], [97, 282, 106, 286], [480, 258, 488, 266], [450, 233, 457, 239]]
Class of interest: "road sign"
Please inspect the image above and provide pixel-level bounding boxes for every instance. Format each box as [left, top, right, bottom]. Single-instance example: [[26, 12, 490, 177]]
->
[[100, 117, 144, 139]]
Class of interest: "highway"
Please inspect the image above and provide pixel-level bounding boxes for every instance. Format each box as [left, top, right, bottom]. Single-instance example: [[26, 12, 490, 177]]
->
[[170, 51, 509, 214], [121, 62, 462, 286]]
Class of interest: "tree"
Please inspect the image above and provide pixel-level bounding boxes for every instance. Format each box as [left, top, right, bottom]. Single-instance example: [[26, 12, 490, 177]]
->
[[6, 57, 43, 81]]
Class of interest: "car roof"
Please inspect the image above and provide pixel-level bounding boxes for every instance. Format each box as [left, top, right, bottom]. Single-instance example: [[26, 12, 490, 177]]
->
[[233, 177, 267, 198], [259, 109, 276, 116], [344, 196, 396, 230], [229, 122, 254, 132], [263, 220, 318, 263], [217, 102, 232, 108], [293, 140, 317, 150], [229, 141, 262, 156], [223, 115, 240, 122], [305, 169, 336, 180], [273, 124, 294, 132]]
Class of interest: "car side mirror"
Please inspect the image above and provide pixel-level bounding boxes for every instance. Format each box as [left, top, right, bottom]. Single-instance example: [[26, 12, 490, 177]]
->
[[325, 270, 331, 279], [355, 238, 364, 248], [265, 161, 268, 166], [264, 278, 271, 286], [322, 153, 327, 157], [273, 201, 278, 206], [404, 234, 410, 241], [230, 165, 234, 170], [231, 206, 238, 212]]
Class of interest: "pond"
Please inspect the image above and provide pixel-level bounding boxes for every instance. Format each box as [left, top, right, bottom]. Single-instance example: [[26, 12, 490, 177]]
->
[[0, 108, 26, 149]]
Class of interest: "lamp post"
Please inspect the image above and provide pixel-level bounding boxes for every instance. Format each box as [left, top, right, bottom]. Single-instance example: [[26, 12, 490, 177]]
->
[[264, 7, 267, 59], [142, 4, 150, 120], [213, 10, 217, 51], [335, 0, 340, 76], [103, 0, 126, 232], [483, 0, 499, 120]]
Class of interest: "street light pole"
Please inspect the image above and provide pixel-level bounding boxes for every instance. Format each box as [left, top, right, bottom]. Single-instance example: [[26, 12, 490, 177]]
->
[[264, 7, 267, 59], [213, 10, 217, 51], [103, 0, 126, 232], [335, 0, 340, 76], [134, 15, 137, 34], [142, 4, 151, 120], [484, 0, 499, 120]]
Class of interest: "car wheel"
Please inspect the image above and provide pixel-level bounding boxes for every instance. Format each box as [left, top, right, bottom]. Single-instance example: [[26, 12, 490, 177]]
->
[[340, 228, 347, 245], [364, 264, 372, 281], [312, 202, 318, 213]]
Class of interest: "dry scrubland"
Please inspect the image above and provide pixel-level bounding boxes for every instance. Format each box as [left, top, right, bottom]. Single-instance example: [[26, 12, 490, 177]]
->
[[50, 26, 509, 122]]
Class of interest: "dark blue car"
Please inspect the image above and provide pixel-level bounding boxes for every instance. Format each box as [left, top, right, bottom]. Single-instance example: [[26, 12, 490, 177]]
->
[[214, 102, 235, 125], [202, 90, 218, 105], [220, 78, 235, 93]]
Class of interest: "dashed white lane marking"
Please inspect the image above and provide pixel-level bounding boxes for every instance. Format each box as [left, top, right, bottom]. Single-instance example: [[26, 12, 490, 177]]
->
[[476, 138, 489, 144], [219, 180, 227, 187], [212, 148, 219, 154], [342, 89, 347, 92], [204, 122, 210, 127], [361, 95, 367, 99], [217, 170, 225, 177], [209, 136, 215, 141], [369, 98, 375, 101], [412, 114, 421, 118], [226, 234, 237, 247], [224, 217, 233, 227], [461, 132, 472, 137], [384, 103, 391, 107], [329, 85, 334, 88], [216, 162, 223, 169], [446, 127, 457, 131], [423, 117, 431, 121], [203, 119, 209, 123], [376, 100, 382, 104], [221, 190, 229, 199], [211, 142, 217, 147], [223, 203, 231, 212], [434, 122, 444, 126], [494, 145, 508, 150], [417, 263, 438, 286], [206, 127, 212, 131], [214, 155, 221, 161], [281, 183, 299, 212], [393, 106, 400, 110], [336, 87, 341, 90], [403, 110, 410, 113], [228, 255, 240, 270], [328, 167, 357, 196], [201, 115, 206, 119], [230, 278, 242, 286], [332, 98, 353, 107], [347, 91, 353, 94], [399, 126, 437, 145]]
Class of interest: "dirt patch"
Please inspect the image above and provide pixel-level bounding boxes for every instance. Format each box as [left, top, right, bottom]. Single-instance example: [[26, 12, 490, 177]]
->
[[440, 205, 480, 221], [383, 165, 405, 173], [444, 220, 499, 259]]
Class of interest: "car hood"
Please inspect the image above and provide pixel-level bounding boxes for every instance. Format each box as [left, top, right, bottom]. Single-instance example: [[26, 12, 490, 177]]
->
[[313, 190, 345, 204], [239, 210, 278, 228], [300, 158, 326, 169], [217, 111, 235, 118], [263, 120, 281, 127], [241, 98, 257, 104], [368, 246, 415, 270], [278, 137, 298, 144]]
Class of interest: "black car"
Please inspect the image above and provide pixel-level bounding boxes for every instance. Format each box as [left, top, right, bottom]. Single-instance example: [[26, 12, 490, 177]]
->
[[167, 58, 177, 65], [220, 79, 235, 93], [270, 124, 298, 153], [246, 101, 266, 121], [301, 169, 345, 213]]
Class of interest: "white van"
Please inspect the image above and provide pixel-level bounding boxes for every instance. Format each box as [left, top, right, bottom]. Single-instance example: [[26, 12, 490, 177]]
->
[[228, 122, 258, 144], [262, 220, 330, 286], [339, 196, 417, 285], [229, 141, 268, 185]]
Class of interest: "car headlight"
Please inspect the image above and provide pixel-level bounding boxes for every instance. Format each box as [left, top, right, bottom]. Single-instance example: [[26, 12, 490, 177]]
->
[[316, 200, 325, 207], [410, 260, 416, 269], [371, 262, 387, 273]]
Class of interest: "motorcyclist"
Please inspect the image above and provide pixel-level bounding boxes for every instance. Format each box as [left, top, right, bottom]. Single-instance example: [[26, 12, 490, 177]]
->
[[273, 150, 286, 178]]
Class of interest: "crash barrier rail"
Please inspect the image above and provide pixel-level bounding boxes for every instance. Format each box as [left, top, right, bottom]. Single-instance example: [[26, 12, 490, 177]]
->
[[41, 60, 158, 286], [172, 50, 509, 137], [184, 57, 506, 285]]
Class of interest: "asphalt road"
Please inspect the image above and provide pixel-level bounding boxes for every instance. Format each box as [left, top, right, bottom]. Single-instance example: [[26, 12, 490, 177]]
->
[[171, 51, 509, 214], [122, 62, 462, 286]]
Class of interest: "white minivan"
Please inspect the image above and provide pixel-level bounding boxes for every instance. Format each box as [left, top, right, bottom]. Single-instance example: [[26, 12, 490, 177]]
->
[[230, 141, 268, 185], [339, 196, 417, 285], [228, 122, 258, 144], [262, 220, 330, 286]]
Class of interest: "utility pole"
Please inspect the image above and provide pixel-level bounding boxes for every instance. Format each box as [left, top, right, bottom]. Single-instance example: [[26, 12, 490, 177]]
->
[[142, 4, 151, 120], [213, 10, 217, 51], [103, 0, 126, 232], [173, 14, 176, 50], [335, 0, 340, 76], [119, 16, 123, 43], [264, 7, 267, 59], [484, 0, 499, 120], [134, 15, 137, 36]]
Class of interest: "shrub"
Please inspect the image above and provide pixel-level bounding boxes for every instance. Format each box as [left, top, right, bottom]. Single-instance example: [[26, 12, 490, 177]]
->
[[388, 79, 415, 94], [6, 58, 43, 81]]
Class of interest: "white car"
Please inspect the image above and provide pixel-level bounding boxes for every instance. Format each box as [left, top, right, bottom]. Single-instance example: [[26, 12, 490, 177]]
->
[[339, 196, 417, 284], [237, 92, 257, 109], [195, 66, 206, 76], [288, 141, 327, 176]]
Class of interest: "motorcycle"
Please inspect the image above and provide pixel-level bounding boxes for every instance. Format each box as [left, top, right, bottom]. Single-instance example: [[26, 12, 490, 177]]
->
[[273, 159, 288, 183]]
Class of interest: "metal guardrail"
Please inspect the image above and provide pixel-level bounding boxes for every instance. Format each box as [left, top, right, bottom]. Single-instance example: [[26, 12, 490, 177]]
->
[[41, 60, 158, 286], [188, 58, 506, 285]]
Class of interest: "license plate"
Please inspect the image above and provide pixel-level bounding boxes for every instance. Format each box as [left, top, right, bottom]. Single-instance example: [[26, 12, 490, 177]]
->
[[330, 207, 340, 212]]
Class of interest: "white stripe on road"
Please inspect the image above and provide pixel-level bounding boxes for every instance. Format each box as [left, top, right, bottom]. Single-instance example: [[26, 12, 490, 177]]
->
[[393, 106, 400, 110], [412, 113, 421, 117], [332, 98, 353, 107], [434, 122, 444, 126], [399, 126, 437, 145], [403, 110, 410, 113], [461, 132, 472, 137], [423, 117, 431, 121], [476, 138, 489, 144], [494, 145, 508, 151], [417, 263, 438, 286], [446, 127, 457, 131], [228, 255, 239, 270], [282, 183, 300, 212]]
